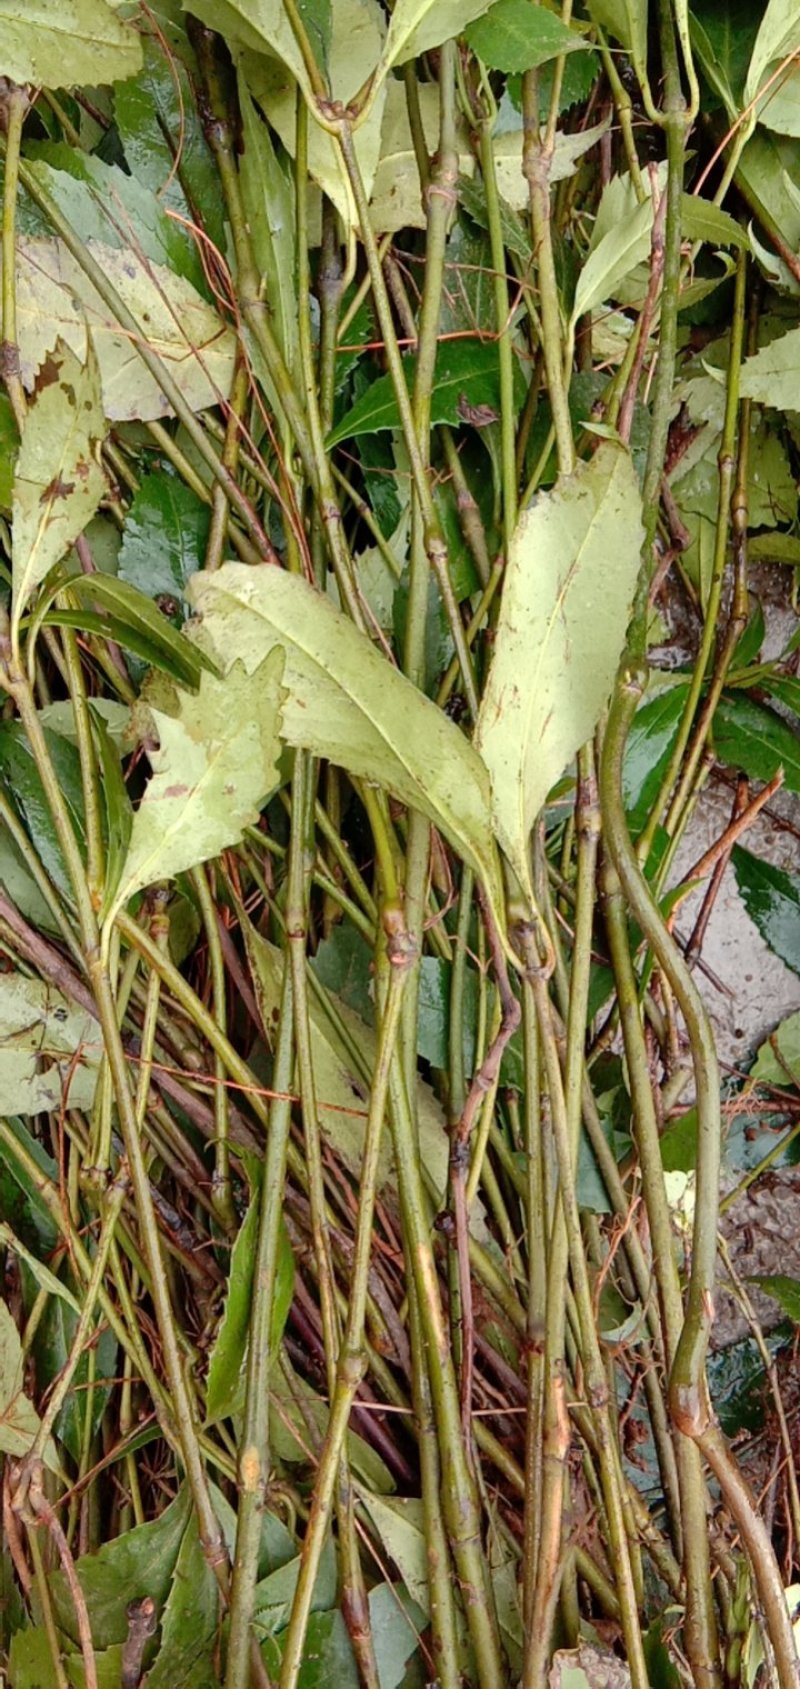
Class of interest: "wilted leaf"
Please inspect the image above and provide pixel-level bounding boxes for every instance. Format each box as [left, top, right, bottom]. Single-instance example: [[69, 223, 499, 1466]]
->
[[476, 443, 643, 900], [0, 1301, 60, 1474], [187, 564, 504, 921], [492, 119, 609, 211], [103, 651, 285, 932], [466, 1, 588, 72], [11, 237, 237, 422], [0, 975, 101, 1115], [12, 340, 106, 624], [0, 0, 142, 89]]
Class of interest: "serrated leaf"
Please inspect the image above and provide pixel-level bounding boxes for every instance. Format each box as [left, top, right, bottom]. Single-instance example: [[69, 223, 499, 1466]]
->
[[103, 652, 285, 933], [379, 0, 495, 73], [465, 0, 588, 71], [328, 338, 521, 446], [0, 975, 101, 1115], [0, 1301, 60, 1474], [476, 443, 643, 900], [142, 1513, 220, 1689], [11, 237, 237, 423], [0, 0, 142, 89], [118, 471, 210, 610], [681, 195, 748, 249], [187, 564, 505, 922], [12, 340, 106, 626], [732, 844, 800, 976], [740, 324, 800, 413]]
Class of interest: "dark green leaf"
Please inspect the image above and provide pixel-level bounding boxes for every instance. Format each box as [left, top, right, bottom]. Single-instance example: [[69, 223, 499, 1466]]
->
[[750, 1274, 800, 1324], [66, 575, 219, 691], [763, 672, 800, 716], [714, 692, 800, 790], [706, 1328, 789, 1437], [312, 926, 375, 1025], [47, 1485, 192, 1650], [732, 845, 800, 976], [91, 706, 133, 916], [659, 1107, 698, 1174], [252, 1538, 337, 1638], [115, 35, 225, 255], [27, 1284, 117, 1464], [458, 172, 531, 262], [0, 721, 86, 901], [0, 392, 18, 513], [466, 0, 588, 72], [368, 1584, 426, 1689], [143, 1513, 220, 1689], [42, 606, 207, 685], [205, 1172, 294, 1426], [328, 341, 524, 447], [118, 472, 210, 612], [623, 682, 689, 833]]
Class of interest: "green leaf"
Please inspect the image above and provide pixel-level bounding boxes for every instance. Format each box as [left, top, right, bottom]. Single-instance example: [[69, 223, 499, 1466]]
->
[[8, 1625, 56, 1689], [48, 1485, 192, 1651], [238, 72, 298, 379], [27, 1280, 117, 1464], [238, 0, 387, 235], [744, 0, 800, 133], [0, 393, 19, 513], [184, 0, 332, 105], [732, 845, 800, 976], [379, 0, 496, 74], [0, 974, 101, 1115], [714, 692, 800, 790], [573, 196, 655, 323], [114, 33, 224, 257], [475, 443, 643, 901], [465, 0, 588, 73], [747, 532, 800, 567], [740, 324, 800, 414], [368, 1584, 426, 1689], [102, 652, 285, 933], [0, 720, 86, 900], [252, 1538, 338, 1638], [12, 340, 106, 627], [328, 338, 521, 447], [750, 1274, 800, 1323], [143, 1513, 220, 1689], [118, 472, 210, 610], [623, 681, 689, 834], [205, 1169, 294, 1426], [14, 236, 236, 423], [0, 0, 142, 88], [680, 195, 749, 250], [91, 705, 133, 915], [690, 0, 757, 119], [66, 573, 217, 691], [0, 1222, 81, 1314], [751, 1010, 800, 1086], [0, 1300, 60, 1474], [22, 144, 207, 294], [187, 564, 505, 923], [587, 0, 648, 82], [358, 1493, 430, 1617], [368, 77, 461, 236]]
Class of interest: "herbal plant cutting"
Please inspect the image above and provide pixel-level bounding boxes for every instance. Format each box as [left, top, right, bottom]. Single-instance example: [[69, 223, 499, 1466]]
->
[[2, 0, 800, 1686]]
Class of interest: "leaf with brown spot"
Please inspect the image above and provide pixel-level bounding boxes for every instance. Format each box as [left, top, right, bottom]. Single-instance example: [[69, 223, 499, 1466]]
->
[[12, 338, 106, 631]]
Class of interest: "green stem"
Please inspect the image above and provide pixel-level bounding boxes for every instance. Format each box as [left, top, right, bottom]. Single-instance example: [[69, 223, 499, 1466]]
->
[[1, 84, 28, 430]]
